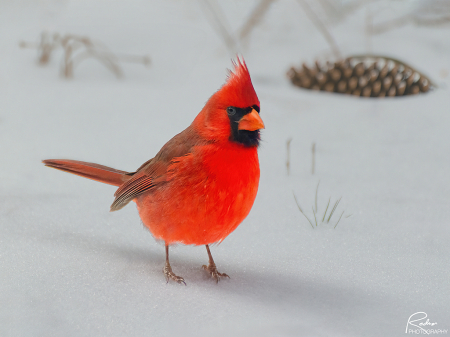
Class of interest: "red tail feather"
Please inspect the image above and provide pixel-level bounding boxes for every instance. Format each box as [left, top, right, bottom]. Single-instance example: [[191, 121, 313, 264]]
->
[[42, 159, 128, 187]]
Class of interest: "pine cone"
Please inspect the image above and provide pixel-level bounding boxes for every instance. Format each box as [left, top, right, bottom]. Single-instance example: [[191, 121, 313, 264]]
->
[[287, 56, 433, 97]]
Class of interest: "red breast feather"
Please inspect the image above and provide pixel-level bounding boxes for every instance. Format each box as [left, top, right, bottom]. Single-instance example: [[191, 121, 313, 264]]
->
[[137, 142, 260, 245]]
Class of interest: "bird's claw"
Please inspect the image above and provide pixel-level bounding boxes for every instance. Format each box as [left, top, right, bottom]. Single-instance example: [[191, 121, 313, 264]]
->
[[202, 264, 230, 283], [163, 263, 186, 285]]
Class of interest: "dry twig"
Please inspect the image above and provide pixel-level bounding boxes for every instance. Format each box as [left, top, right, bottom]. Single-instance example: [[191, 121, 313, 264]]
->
[[239, 0, 274, 44], [286, 138, 292, 175], [296, 0, 342, 59], [20, 32, 150, 79], [199, 0, 237, 53]]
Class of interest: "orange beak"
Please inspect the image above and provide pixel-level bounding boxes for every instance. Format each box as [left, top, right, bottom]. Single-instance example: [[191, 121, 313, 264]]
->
[[238, 108, 265, 131]]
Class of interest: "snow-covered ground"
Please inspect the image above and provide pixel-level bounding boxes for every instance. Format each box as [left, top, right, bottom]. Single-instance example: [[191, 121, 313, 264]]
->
[[1, 1, 449, 336]]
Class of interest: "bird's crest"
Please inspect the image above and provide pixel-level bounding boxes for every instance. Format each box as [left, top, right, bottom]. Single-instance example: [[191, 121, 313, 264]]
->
[[218, 57, 259, 108]]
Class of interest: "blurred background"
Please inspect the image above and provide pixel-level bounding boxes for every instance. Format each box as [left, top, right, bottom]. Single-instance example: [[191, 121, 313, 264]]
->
[[1, 1, 449, 336]]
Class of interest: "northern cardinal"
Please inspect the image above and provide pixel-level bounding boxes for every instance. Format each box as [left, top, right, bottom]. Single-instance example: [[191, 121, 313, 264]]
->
[[43, 58, 264, 284]]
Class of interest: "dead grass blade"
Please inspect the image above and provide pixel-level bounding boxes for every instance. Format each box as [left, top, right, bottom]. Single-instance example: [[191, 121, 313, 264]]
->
[[312, 206, 318, 227], [293, 192, 314, 228], [315, 180, 320, 213], [327, 196, 342, 223], [334, 211, 345, 228], [322, 197, 331, 222]]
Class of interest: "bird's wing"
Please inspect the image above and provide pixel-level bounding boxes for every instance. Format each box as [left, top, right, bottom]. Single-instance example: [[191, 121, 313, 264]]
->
[[110, 172, 155, 211], [110, 127, 204, 211]]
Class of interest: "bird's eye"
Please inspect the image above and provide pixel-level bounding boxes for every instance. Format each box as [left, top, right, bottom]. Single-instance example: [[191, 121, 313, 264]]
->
[[227, 107, 236, 116]]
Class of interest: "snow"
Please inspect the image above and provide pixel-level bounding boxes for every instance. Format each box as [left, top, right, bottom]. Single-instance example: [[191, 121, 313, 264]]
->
[[1, 1, 449, 336]]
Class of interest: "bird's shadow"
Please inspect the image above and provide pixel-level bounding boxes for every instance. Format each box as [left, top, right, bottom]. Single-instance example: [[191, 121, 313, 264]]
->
[[35, 227, 401, 335]]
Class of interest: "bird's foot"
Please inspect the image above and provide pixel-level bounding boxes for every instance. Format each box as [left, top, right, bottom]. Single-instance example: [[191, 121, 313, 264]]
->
[[163, 262, 186, 285], [202, 263, 230, 283]]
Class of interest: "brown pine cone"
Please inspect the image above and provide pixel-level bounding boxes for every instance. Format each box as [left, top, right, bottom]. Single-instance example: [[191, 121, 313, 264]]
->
[[287, 56, 433, 97]]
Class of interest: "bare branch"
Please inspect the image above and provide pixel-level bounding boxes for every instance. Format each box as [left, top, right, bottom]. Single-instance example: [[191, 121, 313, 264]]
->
[[239, 0, 274, 43], [198, 0, 237, 53], [296, 0, 342, 59]]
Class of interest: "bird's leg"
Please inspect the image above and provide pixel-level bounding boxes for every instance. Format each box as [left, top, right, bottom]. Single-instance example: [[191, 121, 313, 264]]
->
[[202, 245, 230, 283], [163, 244, 186, 285]]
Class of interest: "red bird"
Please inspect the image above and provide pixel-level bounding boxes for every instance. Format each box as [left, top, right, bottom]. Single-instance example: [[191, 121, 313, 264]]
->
[[43, 58, 264, 284]]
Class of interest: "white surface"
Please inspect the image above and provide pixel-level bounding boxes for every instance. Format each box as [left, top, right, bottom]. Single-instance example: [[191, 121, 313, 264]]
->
[[1, 1, 449, 336]]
